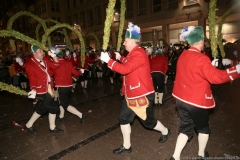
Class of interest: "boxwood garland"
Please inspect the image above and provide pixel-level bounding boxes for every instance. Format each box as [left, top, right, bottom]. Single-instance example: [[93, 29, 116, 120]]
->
[[41, 23, 85, 66], [116, 0, 126, 52], [102, 0, 116, 51]]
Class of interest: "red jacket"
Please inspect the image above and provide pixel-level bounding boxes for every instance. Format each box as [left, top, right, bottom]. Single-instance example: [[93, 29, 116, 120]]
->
[[108, 45, 154, 99], [25, 56, 60, 94], [172, 47, 240, 109], [54, 58, 81, 87], [77, 54, 97, 70], [149, 54, 168, 75]]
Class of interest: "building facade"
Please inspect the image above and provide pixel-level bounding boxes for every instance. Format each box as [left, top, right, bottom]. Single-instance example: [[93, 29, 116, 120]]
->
[[9, 0, 240, 52]]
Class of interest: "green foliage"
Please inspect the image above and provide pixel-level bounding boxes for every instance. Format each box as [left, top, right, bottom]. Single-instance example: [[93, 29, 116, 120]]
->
[[0, 30, 48, 51], [7, 11, 49, 50], [42, 23, 85, 66], [116, 0, 126, 52], [208, 0, 217, 57], [102, 0, 116, 50], [0, 81, 28, 96]]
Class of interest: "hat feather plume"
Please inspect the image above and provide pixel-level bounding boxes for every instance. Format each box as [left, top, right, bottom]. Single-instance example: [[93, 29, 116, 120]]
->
[[180, 26, 195, 41]]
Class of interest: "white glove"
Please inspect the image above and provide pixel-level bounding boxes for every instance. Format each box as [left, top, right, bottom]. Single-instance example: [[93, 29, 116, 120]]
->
[[80, 69, 84, 74], [100, 51, 110, 63], [28, 89, 36, 99], [66, 50, 70, 56], [49, 52, 56, 58], [115, 52, 121, 60], [16, 57, 23, 66], [73, 52, 76, 58], [236, 64, 240, 74], [211, 59, 232, 67]]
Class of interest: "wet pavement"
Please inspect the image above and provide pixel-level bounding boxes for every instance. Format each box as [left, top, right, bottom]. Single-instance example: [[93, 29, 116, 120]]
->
[[0, 77, 240, 160]]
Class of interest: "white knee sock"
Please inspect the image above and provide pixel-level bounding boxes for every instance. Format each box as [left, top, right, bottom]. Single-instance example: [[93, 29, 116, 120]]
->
[[97, 72, 100, 78], [59, 106, 65, 118], [23, 82, 27, 89], [81, 81, 84, 88], [172, 133, 188, 160], [155, 92, 159, 104], [164, 75, 168, 84], [198, 133, 209, 157], [158, 93, 163, 104], [154, 120, 168, 135], [100, 72, 103, 78], [48, 113, 56, 130], [20, 82, 24, 88], [110, 77, 113, 84], [120, 124, 131, 149], [67, 105, 82, 118], [84, 80, 88, 88], [26, 112, 41, 128]]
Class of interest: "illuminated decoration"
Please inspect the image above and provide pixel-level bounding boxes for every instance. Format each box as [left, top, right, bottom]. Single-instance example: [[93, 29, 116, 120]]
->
[[116, 0, 126, 51], [102, 0, 116, 51]]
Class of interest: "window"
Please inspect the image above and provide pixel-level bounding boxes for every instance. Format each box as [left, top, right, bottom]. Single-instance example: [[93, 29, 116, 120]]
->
[[51, 1, 55, 12], [152, 0, 161, 12], [167, 0, 178, 9], [185, 0, 198, 6], [80, 11, 86, 28], [137, 0, 146, 16], [67, 0, 70, 8], [56, 2, 60, 12], [95, 6, 102, 25], [73, 0, 77, 6], [73, 13, 79, 24], [126, 0, 133, 18], [103, 3, 108, 19], [88, 9, 94, 27]]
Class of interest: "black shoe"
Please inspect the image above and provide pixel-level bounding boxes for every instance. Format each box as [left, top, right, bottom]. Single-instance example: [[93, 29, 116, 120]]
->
[[113, 145, 132, 154], [169, 157, 175, 160], [159, 128, 171, 143], [154, 103, 158, 107], [57, 116, 64, 122], [49, 127, 63, 133], [80, 114, 86, 124], [197, 151, 209, 160], [24, 125, 36, 134]]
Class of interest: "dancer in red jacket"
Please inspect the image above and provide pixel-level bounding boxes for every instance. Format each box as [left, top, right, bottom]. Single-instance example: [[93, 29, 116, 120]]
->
[[170, 26, 240, 160], [149, 48, 168, 107], [100, 22, 170, 154], [24, 45, 63, 134], [53, 50, 85, 123]]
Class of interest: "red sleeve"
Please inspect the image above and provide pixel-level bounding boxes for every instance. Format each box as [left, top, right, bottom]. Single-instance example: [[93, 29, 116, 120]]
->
[[70, 63, 81, 76], [107, 50, 145, 75], [44, 56, 60, 70], [25, 62, 38, 90]]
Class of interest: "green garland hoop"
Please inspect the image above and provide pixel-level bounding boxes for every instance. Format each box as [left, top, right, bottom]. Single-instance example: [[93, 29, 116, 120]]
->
[[217, 2, 240, 58], [102, 0, 116, 50], [208, 0, 217, 58], [42, 23, 85, 66], [85, 32, 100, 50], [0, 81, 28, 96], [7, 11, 50, 50], [57, 30, 73, 49], [0, 30, 48, 51], [116, 0, 126, 51]]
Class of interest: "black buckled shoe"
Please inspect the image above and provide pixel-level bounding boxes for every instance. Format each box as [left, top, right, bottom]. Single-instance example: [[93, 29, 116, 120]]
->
[[80, 114, 86, 124], [57, 116, 64, 122], [113, 145, 132, 154], [159, 128, 171, 143], [49, 127, 63, 133], [169, 157, 175, 160], [24, 125, 36, 134], [197, 151, 209, 160]]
